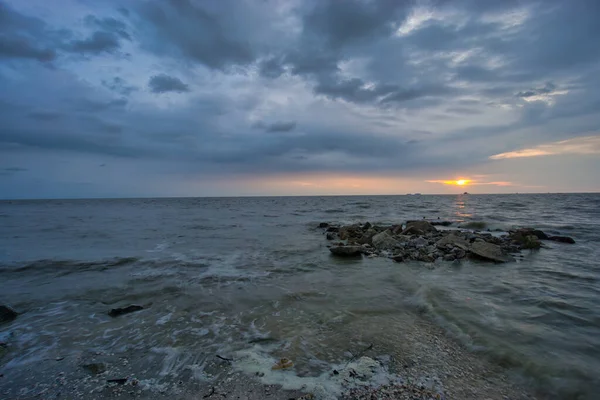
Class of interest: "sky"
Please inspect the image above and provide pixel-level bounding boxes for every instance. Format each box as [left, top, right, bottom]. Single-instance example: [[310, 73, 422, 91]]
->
[[1, 0, 599, 199]]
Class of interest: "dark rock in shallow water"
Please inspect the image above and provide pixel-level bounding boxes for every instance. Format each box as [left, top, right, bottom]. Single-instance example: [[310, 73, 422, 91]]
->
[[108, 305, 144, 317], [430, 220, 453, 226], [548, 235, 575, 244], [372, 231, 401, 251], [443, 253, 456, 261], [0, 305, 18, 324], [362, 222, 372, 230], [82, 362, 107, 375], [403, 220, 437, 234], [357, 228, 378, 245], [326, 232, 336, 240], [435, 233, 469, 251], [470, 241, 515, 263], [318, 222, 329, 228], [329, 246, 363, 257], [338, 225, 362, 240], [326, 226, 339, 233]]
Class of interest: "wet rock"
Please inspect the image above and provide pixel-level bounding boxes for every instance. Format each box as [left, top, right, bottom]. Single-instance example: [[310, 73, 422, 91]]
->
[[392, 254, 405, 262], [410, 237, 428, 248], [329, 246, 363, 257], [339, 225, 362, 240], [522, 235, 542, 249], [470, 241, 515, 263], [548, 235, 575, 244], [318, 222, 329, 228], [326, 232, 336, 240], [443, 253, 456, 261], [357, 228, 378, 245], [0, 305, 18, 324], [372, 231, 401, 251], [108, 305, 144, 317], [402, 220, 437, 235], [326, 226, 339, 233], [362, 222, 372, 230], [452, 248, 467, 259], [431, 220, 453, 226], [405, 220, 437, 233], [82, 362, 107, 375], [435, 233, 469, 251], [512, 228, 549, 240]]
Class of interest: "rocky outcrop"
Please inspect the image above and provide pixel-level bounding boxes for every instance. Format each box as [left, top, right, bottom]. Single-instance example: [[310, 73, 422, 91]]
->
[[548, 235, 575, 244], [0, 305, 18, 324], [470, 241, 515, 263], [108, 305, 144, 317], [319, 222, 572, 264], [329, 245, 363, 257]]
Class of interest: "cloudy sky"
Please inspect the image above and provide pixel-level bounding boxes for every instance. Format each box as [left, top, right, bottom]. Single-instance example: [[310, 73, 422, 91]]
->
[[1, 0, 599, 199]]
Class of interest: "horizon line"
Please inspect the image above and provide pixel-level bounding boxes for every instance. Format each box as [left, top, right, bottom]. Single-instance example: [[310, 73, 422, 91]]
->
[[1, 191, 599, 202]]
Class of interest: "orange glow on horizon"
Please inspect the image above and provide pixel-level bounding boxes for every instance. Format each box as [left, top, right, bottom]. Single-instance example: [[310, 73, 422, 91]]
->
[[429, 179, 472, 186]]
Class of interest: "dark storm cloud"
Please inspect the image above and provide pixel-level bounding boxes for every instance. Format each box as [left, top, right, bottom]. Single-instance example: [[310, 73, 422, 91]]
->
[[148, 74, 190, 94], [0, 1, 57, 61], [66, 31, 121, 54], [84, 15, 130, 40], [302, 0, 408, 49], [102, 77, 137, 96], [253, 121, 297, 133], [516, 83, 557, 98], [137, 0, 255, 70]]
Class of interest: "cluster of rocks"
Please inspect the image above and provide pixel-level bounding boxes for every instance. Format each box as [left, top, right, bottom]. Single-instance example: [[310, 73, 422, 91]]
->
[[319, 221, 575, 263]]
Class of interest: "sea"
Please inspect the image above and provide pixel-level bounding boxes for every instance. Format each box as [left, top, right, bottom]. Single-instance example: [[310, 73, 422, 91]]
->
[[1, 194, 599, 399]]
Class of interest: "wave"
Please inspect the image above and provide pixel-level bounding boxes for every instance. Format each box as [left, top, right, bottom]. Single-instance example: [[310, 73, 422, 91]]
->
[[0, 257, 141, 274]]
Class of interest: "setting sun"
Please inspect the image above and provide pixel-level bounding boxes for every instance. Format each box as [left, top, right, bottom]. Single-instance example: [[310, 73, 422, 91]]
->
[[456, 179, 468, 186]]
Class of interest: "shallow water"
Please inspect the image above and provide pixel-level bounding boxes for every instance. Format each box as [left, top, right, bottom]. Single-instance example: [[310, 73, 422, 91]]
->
[[1, 194, 599, 398]]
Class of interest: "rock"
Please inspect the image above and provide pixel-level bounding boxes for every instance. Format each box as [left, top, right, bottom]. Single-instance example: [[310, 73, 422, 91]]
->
[[0, 305, 18, 324], [329, 246, 363, 257], [107, 378, 128, 385], [406, 220, 437, 233], [82, 362, 107, 375], [402, 220, 437, 235], [326, 226, 339, 233], [431, 220, 453, 226], [443, 253, 456, 261], [548, 235, 575, 244], [108, 305, 144, 317], [391, 254, 405, 262], [372, 231, 401, 251], [326, 232, 336, 240], [521, 235, 542, 249], [318, 222, 329, 228], [339, 225, 361, 240], [470, 241, 515, 263], [410, 237, 428, 248], [511, 228, 549, 240], [357, 228, 378, 245], [435, 233, 469, 250], [452, 248, 467, 259], [362, 222, 372, 230]]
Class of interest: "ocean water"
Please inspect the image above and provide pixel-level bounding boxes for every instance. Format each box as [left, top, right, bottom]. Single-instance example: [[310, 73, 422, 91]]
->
[[1, 194, 599, 398]]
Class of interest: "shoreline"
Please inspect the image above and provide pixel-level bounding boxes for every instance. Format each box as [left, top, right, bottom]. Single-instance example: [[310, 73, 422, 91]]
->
[[1, 305, 540, 400]]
